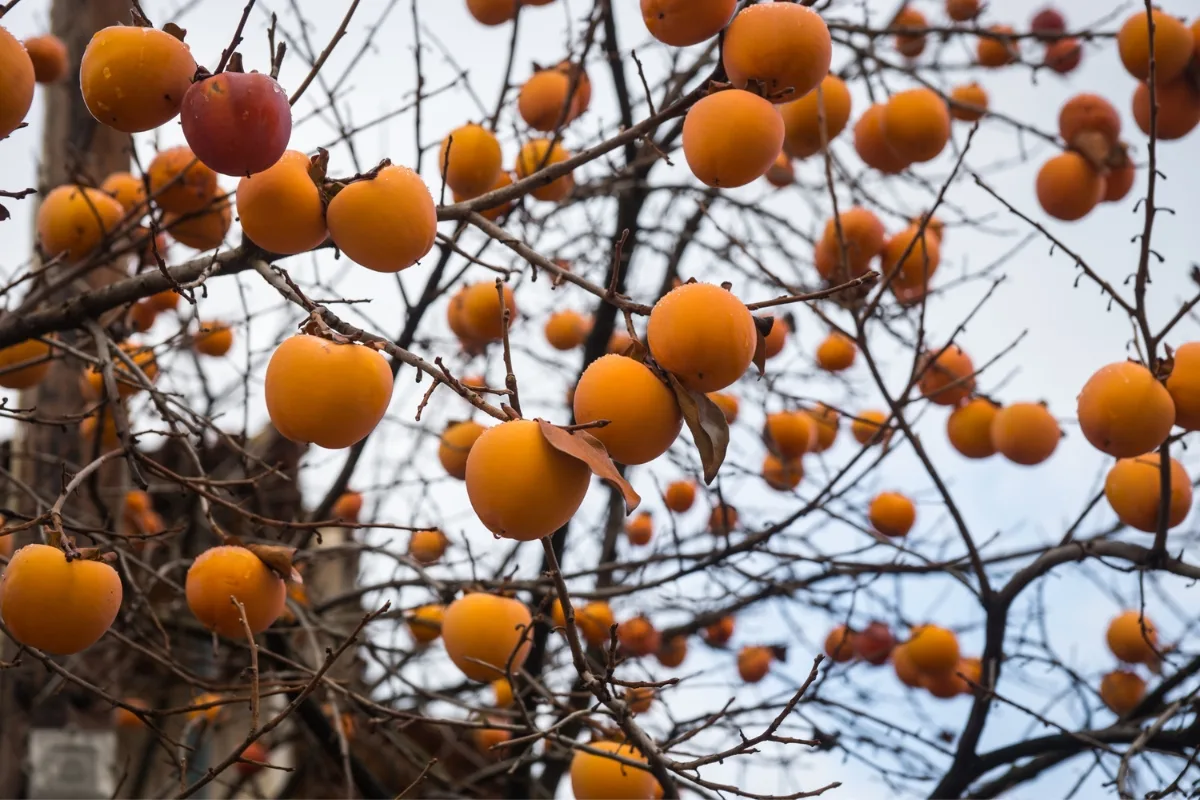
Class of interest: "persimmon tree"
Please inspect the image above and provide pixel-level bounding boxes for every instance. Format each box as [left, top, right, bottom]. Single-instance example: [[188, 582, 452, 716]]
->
[[1, 0, 1200, 798]]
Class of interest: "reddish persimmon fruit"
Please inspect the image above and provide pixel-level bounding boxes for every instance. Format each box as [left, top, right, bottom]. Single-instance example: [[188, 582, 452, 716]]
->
[[182, 72, 292, 176]]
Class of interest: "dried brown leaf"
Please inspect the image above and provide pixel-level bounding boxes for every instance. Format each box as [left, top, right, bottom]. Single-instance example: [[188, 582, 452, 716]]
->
[[536, 419, 640, 513], [246, 543, 303, 584], [666, 374, 729, 484], [752, 316, 774, 378], [768, 644, 789, 662]]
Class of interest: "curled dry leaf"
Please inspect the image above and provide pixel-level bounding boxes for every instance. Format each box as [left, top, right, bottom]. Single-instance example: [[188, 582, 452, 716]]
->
[[666, 374, 730, 485], [246, 543, 304, 584], [752, 316, 775, 378], [535, 419, 640, 513], [768, 644, 789, 662]]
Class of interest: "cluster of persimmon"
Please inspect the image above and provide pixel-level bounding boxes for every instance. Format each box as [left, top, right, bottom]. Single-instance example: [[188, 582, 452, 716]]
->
[[1099, 610, 1162, 716], [824, 621, 984, 701]]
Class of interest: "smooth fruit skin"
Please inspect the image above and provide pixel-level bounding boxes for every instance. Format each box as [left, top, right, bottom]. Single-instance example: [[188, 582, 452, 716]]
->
[[762, 317, 790, 359], [780, 74, 852, 158], [626, 512, 654, 545], [682, 89, 785, 188], [545, 310, 590, 350], [0, 338, 52, 390], [439, 123, 503, 196], [949, 83, 988, 122], [618, 616, 661, 657], [819, 207, 886, 279], [327, 165, 436, 272], [453, 170, 515, 218], [947, 398, 998, 459], [459, 281, 518, 342], [977, 25, 1019, 68], [1118, 10, 1194, 85], [1104, 453, 1192, 533], [881, 225, 941, 294], [80, 26, 196, 133], [517, 70, 583, 132], [265, 334, 395, 450], [945, 0, 980, 23], [657, 635, 688, 668], [24, 35, 68, 84], [765, 411, 815, 459], [807, 404, 840, 452], [1132, 79, 1200, 141], [824, 625, 855, 662], [0, 25, 35, 139], [409, 529, 448, 564], [1100, 670, 1146, 716], [815, 332, 856, 372], [148, 146, 219, 214], [571, 741, 654, 800], [165, 202, 232, 251], [514, 138, 573, 202], [991, 402, 1061, 466], [922, 666, 968, 699], [851, 409, 889, 446], [892, 643, 922, 687], [1077, 362, 1175, 458], [0, 544, 122, 655], [893, 7, 928, 58], [101, 172, 148, 213], [762, 453, 803, 491], [573, 355, 683, 465], [704, 616, 735, 647], [721, 4, 831, 103], [1104, 163, 1136, 203], [738, 645, 772, 682], [709, 503, 738, 535], [464, 419, 592, 540], [442, 593, 533, 681], [642, 0, 736, 47], [466, 0, 517, 26], [185, 546, 286, 638], [578, 601, 616, 647], [883, 88, 951, 163], [194, 322, 234, 356], [408, 604, 444, 643], [1166, 342, 1200, 429], [919, 345, 975, 406], [182, 72, 291, 177], [648, 282, 757, 393], [664, 480, 695, 513], [1059, 93, 1121, 147], [236, 150, 328, 255], [1030, 8, 1066, 39], [852, 621, 895, 665], [37, 185, 125, 263], [869, 492, 916, 537], [1045, 38, 1083, 74], [1107, 610, 1158, 664], [438, 421, 486, 479], [907, 625, 960, 674], [854, 104, 910, 174], [331, 491, 363, 522], [1036, 152, 1104, 222]]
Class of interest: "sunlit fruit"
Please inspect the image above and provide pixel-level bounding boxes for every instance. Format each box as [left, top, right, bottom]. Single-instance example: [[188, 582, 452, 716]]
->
[[327, 165, 437, 272], [1077, 361, 1175, 458], [883, 88, 951, 163], [442, 592, 533, 681], [80, 25, 196, 133], [641, 0, 736, 47], [721, 3, 832, 103], [185, 545, 286, 638], [1104, 453, 1192, 533], [907, 624, 959, 674], [439, 123, 503, 196], [574, 355, 683, 465], [648, 282, 756, 393], [236, 150, 329, 255]]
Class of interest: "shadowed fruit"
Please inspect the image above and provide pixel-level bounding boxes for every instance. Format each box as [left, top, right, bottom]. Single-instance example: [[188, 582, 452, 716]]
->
[[0, 339, 52, 390], [853, 621, 895, 665], [780, 74, 852, 158], [949, 83, 988, 122], [0, 544, 123, 655], [851, 409, 890, 446], [709, 503, 738, 535], [977, 25, 1019, 68], [947, 398, 998, 459], [825, 624, 855, 662], [443, 593, 532, 680], [894, 6, 928, 58], [408, 604, 444, 644], [641, 0, 736, 47], [819, 207, 886, 279], [617, 616, 661, 657], [459, 281, 518, 343], [881, 225, 941, 294], [101, 172, 147, 213], [738, 645, 772, 682], [808, 404, 840, 452], [1166, 342, 1200, 429], [722, 3, 831, 103], [626, 512, 654, 546], [80, 25, 195, 132], [907, 625, 959, 674], [869, 492, 915, 537], [128, 299, 157, 332], [1104, 163, 1136, 203], [708, 392, 739, 423], [945, 0, 979, 23], [331, 491, 363, 522], [327, 165, 436, 272], [0, 25, 34, 139], [883, 88, 951, 163], [80, 409, 121, 452], [705, 616, 735, 647], [570, 741, 654, 800], [1118, 9, 1194, 84], [578, 601, 616, 647], [892, 643, 922, 687], [657, 635, 688, 668], [991, 402, 1060, 466], [1059, 93, 1121, 148], [765, 152, 794, 187], [664, 480, 696, 513], [1107, 610, 1158, 664], [83, 340, 157, 399], [113, 698, 149, 729], [1104, 453, 1192, 533], [515, 138, 574, 202], [409, 529, 448, 564], [763, 453, 804, 491], [237, 150, 328, 255], [438, 421, 486, 479], [238, 741, 270, 776], [37, 185, 125, 262], [466, 0, 517, 25], [1037, 152, 1105, 222], [648, 282, 756, 393], [185, 546, 286, 638], [265, 334, 394, 450], [24, 34, 67, 83], [194, 322, 233, 357], [625, 686, 655, 714], [453, 170, 515, 220], [465, 419, 592, 540], [182, 72, 291, 176], [517, 68, 587, 132], [919, 345, 974, 406], [682, 89, 784, 188], [1030, 8, 1066, 39], [148, 146, 219, 214], [1100, 670, 1146, 716], [855, 103, 910, 174], [492, 678, 514, 707], [816, 332, 857, 372], [765, 410, 816, 459], [473, 720, 511, 758], [575, 355, 683, 465], [165, 201, 232, 250], [922, 667, 967, 699], [439, 123, 503, 196], [762, 316, 790, 359], [1077, 361, 1175, 458], [1045, 38, 1083, 74], [1132, 79, 1200, 141]]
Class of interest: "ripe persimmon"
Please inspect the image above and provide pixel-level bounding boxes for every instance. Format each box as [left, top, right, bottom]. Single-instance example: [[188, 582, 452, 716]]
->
[[709, 503, 738, 535], [517, 69, 586, 132], [883, 88, 951, 164], [331, 491, 363, 522], [193, 322, 233, 357], [922, 667, 967, 699], [236, 150, 329, 255], [764, 152, 794, 187], [165, 201, 232, 251], [1104, 453, 1192, 533], [1132, 79, 1200, 141], [682, 89, 784, 188], [80, 25, 196, 133], [816, 332, 857, 372], [22, 34, 66, 84], [892, 643, 922, 687], [704, 616, 735, 647], [0, 25, 35, 139], [990, 402, 1060, 466], [722, 3, 831, 103], [1107, 610, 1158, 664], [574, 354, 682, 465], [825, 625, 855, 662], [664, 480, 696, 513], [458, 281, 518, 343], [765, 410, 816, 459], [919, 345, 975, 406], [976, 25, 1019, 68], [807, 404, 840, 452], [708, 391, 740, 423], [763, 453, 804, 491], [408, 603, 444, 644], [1045, 37, 1083, 74], [85, 341, 158, 398], [181, 72, 291, 177], [327, 165, 437, 272], [819, 207, 886, 279], [100, 172, 147, 213], [657, 635, 688, 668], [570, 741, 654, 800], [492, 677, 514, 707], [949, 82, 988, 122], [148, 146, 219, 214], [265, 334, 395, 450], [37, 185, 125, 263], [852, 621, 896, 666], [0, 338, 52, 390], [648, 282, 757, 393], [626, 512, 654, 546], [1100, 670, 1146, 716], [514, 138, 573, 202], [438, 420, 486, 480], [1077, 361, 1175, 458], [945, 0, 980, 23], [453, 170, 515, 219], [1104, 163, 1136, 203], [641, 0, 736, 47], [465, 419, 592, 540], [761, 316, 791, 359], [443, 593, 533, 680], [1166, 342, 1200, 430], [851, 409, 891, 446], [440, 123, 504, 196], [907, 625, 960, 674], [854, 103, 910, 174], [625, 686, 655, 714], [466, 0, 517, 26], [1036, 152, 1105, 222], [0, 544, 123, 655], [947, 398, 998, 459], [617, 616, 661, 657], [869, 492, 916, 537], [113, 698, 149, 729], [881, 224, 942, 294], [409, 529, 448, 564], [1058, 93, 1121, 148], [185, 546, 286, 638], [893, 6, 928, 58], [1118, 9, 1194, 84], [578, 601, 616, 647], [738, 645, 772, 682], [779, 74, 852, 158]]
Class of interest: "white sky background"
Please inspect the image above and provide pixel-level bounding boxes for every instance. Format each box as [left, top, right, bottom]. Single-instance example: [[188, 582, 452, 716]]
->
[[3, 0, 1200, 797]]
